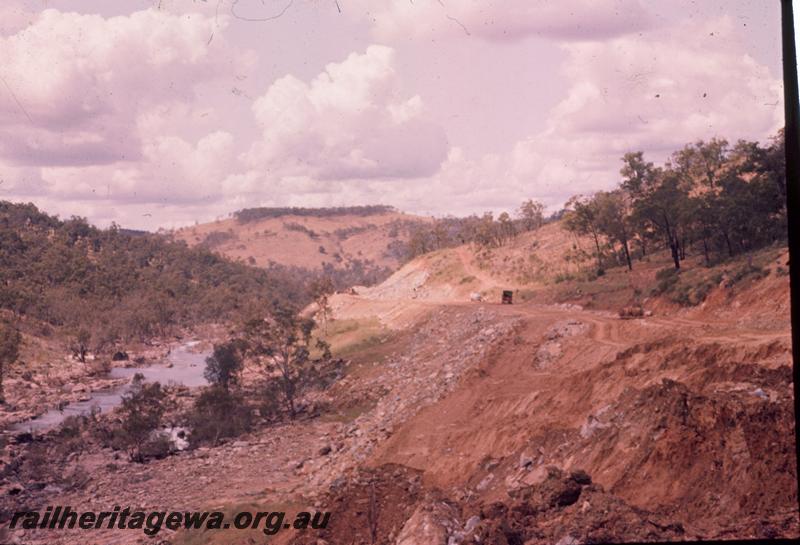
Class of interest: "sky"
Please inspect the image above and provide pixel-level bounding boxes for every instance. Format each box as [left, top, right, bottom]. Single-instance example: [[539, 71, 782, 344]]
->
[[0, 0, 788, 231]]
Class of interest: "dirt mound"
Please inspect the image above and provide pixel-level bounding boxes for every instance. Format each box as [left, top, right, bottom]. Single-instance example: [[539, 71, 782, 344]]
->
[[461, 372, 798, 538], [359, 251, 462, 302]]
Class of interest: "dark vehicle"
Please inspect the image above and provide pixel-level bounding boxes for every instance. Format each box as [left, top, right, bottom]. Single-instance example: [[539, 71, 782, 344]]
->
[[501, 290, 513, 304]]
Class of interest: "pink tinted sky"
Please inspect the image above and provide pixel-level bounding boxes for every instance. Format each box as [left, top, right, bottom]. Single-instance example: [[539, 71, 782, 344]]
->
[[0, 0, 788, 230]]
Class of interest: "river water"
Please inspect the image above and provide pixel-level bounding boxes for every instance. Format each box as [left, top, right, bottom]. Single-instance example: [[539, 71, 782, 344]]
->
[[11, 342, 210, 433]]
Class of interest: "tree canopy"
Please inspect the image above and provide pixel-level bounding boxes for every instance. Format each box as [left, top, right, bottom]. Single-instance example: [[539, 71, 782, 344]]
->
[[564, 132, 786, 271]]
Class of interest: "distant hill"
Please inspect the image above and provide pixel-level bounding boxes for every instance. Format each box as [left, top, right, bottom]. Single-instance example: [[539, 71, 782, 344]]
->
[[171, 206, 430, 285]]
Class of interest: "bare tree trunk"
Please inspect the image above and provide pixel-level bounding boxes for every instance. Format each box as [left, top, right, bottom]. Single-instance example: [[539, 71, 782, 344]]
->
[[662, 214, 680, 270], [723, 231, 734, 257], [622, 239, 633, 271], [592, 231, 603, 272], [279, 352, 296, 418], [670, 236, 681, 270]]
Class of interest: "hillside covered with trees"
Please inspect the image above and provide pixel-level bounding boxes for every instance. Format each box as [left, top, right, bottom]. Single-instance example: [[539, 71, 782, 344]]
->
[[0, 202, 311, 350], [563, 132, 786, 273], [401, 198, 549, 259], [397, 132, 786, 276]]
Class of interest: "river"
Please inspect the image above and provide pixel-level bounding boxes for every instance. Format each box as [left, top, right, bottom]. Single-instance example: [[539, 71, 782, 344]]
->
[[11, 341, 210, 433]]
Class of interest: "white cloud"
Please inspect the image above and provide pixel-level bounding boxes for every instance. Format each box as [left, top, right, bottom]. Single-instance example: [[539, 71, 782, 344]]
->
[[245, 45, 448, 181], [0, 7, 248, 166], [425, 15, 784, 212], [31, 129, 236, 205]]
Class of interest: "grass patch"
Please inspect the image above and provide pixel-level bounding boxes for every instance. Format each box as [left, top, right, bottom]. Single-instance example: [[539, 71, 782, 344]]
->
[[552, 267, 600, 285], [553, 272, 574, 284], [314, 317, 403, 378], [727, 262, 769, 285], [541, 245, 783, 311], [650, 266, 715, 306], [335, 332, 386, 359], [649, 249, 776, 306], [313, 317, 383, 356]]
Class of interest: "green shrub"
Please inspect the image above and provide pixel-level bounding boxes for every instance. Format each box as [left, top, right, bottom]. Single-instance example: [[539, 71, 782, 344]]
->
[[204, 340, 244, 391], [691, 281, 713, 303], [186, 386, 252, 447], [138, 434, 172, 460], [727, 263, 769, 286], [113, 376, 171, 462], [670, 284, 692, 306], [652, 267, 680, 295], [655, 267, 678, 282], [659, 273, 714, 307], [554, 272, 574, 284]]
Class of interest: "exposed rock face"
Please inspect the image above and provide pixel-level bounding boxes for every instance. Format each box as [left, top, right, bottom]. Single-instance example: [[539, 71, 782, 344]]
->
[[467, 468, 685, 545], [533, 319, 587, 368], [290, 467, 687, 545], [157, 426, 190, 452], [395, 501, 460, 545]]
